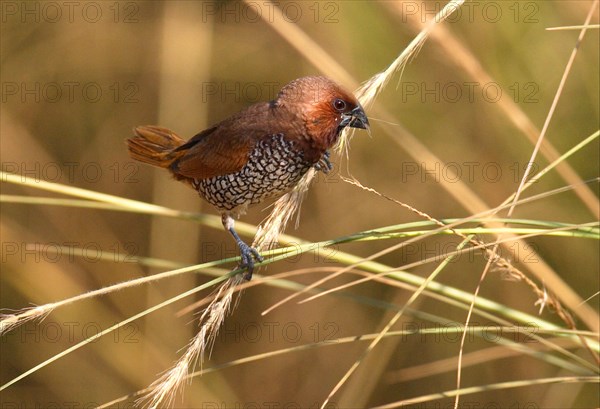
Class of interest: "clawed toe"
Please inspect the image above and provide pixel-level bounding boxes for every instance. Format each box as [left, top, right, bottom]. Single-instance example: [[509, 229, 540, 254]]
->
[[238, 242, 263, 280], [314, 151, 333, 174], [223, 215, 263, 280]]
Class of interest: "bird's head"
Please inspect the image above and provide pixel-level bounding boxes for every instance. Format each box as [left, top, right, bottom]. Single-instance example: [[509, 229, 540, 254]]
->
[[275, 76, 369, 151]]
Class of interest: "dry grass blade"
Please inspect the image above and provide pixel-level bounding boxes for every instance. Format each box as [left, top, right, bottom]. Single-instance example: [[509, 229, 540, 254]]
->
[[338, 0, 465, 151], [0, 276, 230, 392], [302, 220, 599, 309], [320, 236, 471, 408], [247, 0, 597, 328], [141, 164, 316, 406], [379, 1, 599, 331], [242, 0, 357, 88], [384, 1, 599, 218], [315, 2, 468, 406], [138, 275, 245, 408], [386, 337, 595, 383], [258, 0, 465, 318], [454, 4, 600, 407], [508, 0, 598, 218], [3, 1, 597, 406], [240, 0, 596, 333], [100, 325, 595, 408], [252, 168, 316, 251], [546, 24, 600, 31], [0, 261, 227, 337], [373, 376, 600, 409], [265, 155, 598, 320], [454, 242, 499, 409], [0, 306, 53, 336], [245, 0, 463, 255]]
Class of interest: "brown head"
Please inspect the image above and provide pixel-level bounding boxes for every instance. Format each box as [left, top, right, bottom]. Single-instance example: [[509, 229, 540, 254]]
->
[[273, 76, 369, 153]]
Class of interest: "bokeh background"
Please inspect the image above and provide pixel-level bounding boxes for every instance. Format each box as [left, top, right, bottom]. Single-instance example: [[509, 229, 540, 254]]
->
[[1, 1, 598, 408]]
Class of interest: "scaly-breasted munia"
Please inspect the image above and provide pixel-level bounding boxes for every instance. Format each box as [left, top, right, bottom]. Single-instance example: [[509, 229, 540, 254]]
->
[[127, 76, 369, 278]]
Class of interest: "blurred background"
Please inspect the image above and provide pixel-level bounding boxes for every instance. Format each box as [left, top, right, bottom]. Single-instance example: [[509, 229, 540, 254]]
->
[[1, 1, 598, 407]]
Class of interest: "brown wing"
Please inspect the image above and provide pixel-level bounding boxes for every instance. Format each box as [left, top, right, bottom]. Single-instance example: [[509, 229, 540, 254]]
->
[[170, 103, 273, 180]]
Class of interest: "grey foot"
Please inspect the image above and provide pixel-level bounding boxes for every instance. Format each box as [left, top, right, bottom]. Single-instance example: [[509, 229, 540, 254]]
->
[[237, 241, 263, 280], [314, 151, 333, 174]]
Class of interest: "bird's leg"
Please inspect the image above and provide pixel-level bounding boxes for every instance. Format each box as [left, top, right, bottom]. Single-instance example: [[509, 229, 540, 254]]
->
[[222, 214, 263, 280], [313, 150, 333, 174]]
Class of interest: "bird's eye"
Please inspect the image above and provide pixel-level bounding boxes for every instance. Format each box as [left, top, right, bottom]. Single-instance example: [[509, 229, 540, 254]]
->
[[333, 98, 347, 112]]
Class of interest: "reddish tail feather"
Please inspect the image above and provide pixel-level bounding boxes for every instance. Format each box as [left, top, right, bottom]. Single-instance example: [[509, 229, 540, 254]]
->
[[126, 125, 185, 168]]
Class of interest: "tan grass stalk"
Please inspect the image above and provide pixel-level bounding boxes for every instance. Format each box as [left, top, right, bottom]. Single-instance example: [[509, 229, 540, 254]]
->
[[252, 168, 317, 251], [102, 327, 595, 408], [508, 0, 599, 218], [546, 24, 600, 31], [1, 276, 230, 392], [372, 376, 600, 409], [0, 306, 53, 336], [315, 1, 467, 406], [0, 261, 223, 337], [297, 189, 598, 306], [384, 1, 600, 218], [262, 176, 598, 317], [320, 236, 471, 408], [145, 0, 213, 368], [300, 221, 599, 308], [138, 275, 245, 408], [245, 0, 596, 328], [339, 0, 466, 151], [453, 4, 600, 407], [386, 337, 588, 383], [384, 1, 599, 329]]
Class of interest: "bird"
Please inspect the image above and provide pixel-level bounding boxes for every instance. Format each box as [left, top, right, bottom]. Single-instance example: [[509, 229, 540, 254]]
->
[[127, 76, 369, 279]]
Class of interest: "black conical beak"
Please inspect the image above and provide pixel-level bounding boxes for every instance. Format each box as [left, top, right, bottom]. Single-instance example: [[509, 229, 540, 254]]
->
[[340, 105, 369, 130]]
